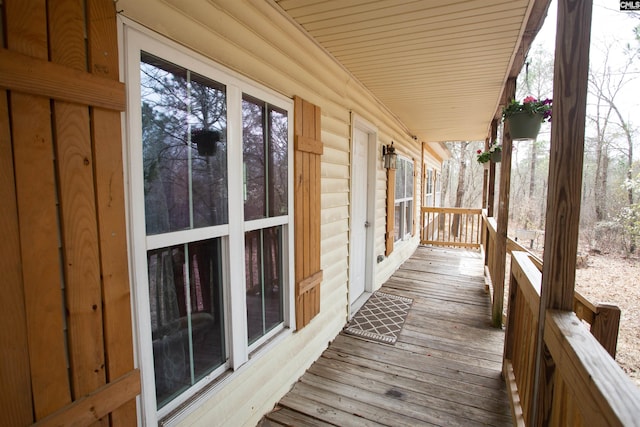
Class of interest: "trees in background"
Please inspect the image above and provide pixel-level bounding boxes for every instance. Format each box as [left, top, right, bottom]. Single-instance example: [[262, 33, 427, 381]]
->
[[440, 30, 639, 255]]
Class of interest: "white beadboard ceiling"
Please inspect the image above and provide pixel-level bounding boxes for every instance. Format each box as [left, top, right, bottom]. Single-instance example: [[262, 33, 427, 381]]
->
[[274, 0, 540, 143]]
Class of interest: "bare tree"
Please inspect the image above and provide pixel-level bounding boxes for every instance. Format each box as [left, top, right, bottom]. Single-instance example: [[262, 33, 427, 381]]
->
[[449, 142, 470, 237], [518, 46, 553, 230], [588, 40, 638, 221]]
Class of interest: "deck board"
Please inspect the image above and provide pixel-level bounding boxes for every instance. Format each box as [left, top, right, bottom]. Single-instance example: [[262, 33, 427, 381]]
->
[[262, 246, 511, 426]]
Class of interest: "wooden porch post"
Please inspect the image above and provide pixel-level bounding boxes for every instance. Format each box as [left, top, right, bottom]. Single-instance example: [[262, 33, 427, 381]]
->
[[531, 0, 593, 425], [482, 138, 489, 210], [484, 119, 498, 269], [491, 79, 515, 328]]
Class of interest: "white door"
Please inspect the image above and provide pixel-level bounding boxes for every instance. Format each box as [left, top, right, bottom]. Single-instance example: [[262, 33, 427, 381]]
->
[[350, 128, 369, 305]]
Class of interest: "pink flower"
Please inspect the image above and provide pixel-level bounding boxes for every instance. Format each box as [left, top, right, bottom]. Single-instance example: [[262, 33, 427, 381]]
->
[[523, 96, 537, 103], [477, 149, 482, 154]]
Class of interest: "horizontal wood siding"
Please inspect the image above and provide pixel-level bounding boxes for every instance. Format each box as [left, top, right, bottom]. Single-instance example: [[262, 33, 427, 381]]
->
[[116, 0, 437, 425]]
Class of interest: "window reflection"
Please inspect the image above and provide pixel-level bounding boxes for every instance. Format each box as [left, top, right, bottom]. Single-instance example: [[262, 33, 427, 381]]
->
[[245, 227, 284, 345], [394, 158, 414, 241], [147, 238, 225, 408], [141, 53, 228, 234], [242, 95, 288, 220], [269, 108, 288, 217]]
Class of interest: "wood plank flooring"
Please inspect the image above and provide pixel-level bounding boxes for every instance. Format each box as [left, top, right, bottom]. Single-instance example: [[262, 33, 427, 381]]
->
[[260, 246, 511, 427]]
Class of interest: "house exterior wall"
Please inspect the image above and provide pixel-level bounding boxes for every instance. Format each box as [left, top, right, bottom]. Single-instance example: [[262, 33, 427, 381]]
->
[[117, 0, 438, 425]]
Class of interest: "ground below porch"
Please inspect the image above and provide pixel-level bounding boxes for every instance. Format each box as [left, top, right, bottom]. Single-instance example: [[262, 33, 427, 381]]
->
[[259, 246, 511, 426]]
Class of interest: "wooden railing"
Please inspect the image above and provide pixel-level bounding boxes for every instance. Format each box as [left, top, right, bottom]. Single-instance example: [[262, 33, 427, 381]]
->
[[420, 207, 482, 249], [506, 236, 621, 358], [503, 252, 640, 425], [419, 208, 636, 423], [422, 208, 621, 353]]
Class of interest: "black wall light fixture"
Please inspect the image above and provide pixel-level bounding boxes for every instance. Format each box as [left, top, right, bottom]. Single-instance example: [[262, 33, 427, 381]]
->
[[382, 141, 397, 169]]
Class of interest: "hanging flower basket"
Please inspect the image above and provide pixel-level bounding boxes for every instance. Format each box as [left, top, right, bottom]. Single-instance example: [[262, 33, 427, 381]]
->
[[490, 150, 502, 163], [502, 96, 552, 141], [476, 142, 501, 166], [191, 129, 221, 156], [507, 112, 543, 141]]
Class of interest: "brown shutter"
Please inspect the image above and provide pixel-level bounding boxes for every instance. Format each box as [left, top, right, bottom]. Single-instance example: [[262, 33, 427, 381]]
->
[[412, 159, 417, 236], [294, 96, 323, 330], [1, 1, 139, 424], [385, 168, 396, 256]]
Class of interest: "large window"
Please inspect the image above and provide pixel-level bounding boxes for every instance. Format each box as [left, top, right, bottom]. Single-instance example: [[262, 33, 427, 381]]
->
[[394, 157, 414, 241], [141, 53, 229, 408], [128, 32, 293, 423]]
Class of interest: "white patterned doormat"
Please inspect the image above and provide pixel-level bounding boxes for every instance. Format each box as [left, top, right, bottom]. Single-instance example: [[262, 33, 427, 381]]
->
[[344, 292, 413, 345]]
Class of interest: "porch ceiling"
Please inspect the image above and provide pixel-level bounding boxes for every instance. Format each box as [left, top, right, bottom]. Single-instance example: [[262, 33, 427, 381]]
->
[[274, 0, 546, 143]]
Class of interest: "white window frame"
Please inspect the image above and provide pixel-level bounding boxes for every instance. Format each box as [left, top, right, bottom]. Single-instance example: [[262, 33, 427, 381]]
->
[[122, 22, 295, 425]]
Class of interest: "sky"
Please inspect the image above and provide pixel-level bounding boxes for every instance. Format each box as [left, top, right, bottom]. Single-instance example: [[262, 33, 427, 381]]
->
[[533, 0, 640, 113], [507, 0, 639, 165]]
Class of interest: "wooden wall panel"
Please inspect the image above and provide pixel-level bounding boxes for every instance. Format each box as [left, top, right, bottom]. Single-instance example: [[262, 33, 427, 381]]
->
[[5, 0, 73, 419], [0, 89, 33, 426]]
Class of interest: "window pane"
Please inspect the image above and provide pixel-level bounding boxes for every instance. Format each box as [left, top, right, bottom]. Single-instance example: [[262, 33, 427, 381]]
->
[[245, 227, 284, 345], [242, 97, 289, 220], [191, 72, 228, 227], [147, 238, 225, 408], [394, 202, 402, 241], [406, 161, 414, 198], [406, 200, 413, 236], [141, 53, 228, 234], [243, 96, 266, 221], [395, 160, 405, 199], [269, 107, 288, 217]]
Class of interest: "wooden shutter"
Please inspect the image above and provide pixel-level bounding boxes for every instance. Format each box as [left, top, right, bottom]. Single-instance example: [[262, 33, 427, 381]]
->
[[294, 96, 323, 330], [0, 1, 139, 425], [412, 159, 417, 236], [385, 168, 396, 256]]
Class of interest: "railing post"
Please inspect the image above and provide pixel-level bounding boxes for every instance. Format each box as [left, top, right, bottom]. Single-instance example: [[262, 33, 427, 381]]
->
[[591, 304, 621, 359], [482, 212, 490, 268]]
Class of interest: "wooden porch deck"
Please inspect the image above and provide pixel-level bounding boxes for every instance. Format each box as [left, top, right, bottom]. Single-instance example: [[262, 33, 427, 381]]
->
[[260, 246, 511, 426]]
